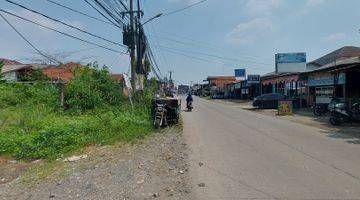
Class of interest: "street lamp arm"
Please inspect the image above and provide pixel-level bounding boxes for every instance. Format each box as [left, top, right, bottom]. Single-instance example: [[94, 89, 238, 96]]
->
[[141, 13, 162, 26]]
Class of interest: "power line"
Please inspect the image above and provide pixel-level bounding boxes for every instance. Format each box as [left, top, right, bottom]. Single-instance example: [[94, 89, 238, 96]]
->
[[147, 42, 163, 78], [144, 26, 166, 76], [118, 0, 129, 12], [0, 9, 128, 55], [157, 46, 267, 71], [91, 0, 126, 26], [0, 13, 61, 64], [148, 31, 274, 62], [155, 44, 272, 66], [162, 0, 209, 17], [5, 0, 127, 48], [141, 0, 163, 80], [44, 0, 120, 28], [83, 0, 122, 27], [148, 35, 273, 63], [162, 47, 224, 65]]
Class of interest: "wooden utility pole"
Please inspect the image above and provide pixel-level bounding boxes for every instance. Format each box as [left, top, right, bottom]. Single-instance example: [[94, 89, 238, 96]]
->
[[129, 0, 136, 90]]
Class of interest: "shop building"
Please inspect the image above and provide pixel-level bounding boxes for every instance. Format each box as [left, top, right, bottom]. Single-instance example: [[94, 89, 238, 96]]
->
[[302, 46, 360, 106], [302, 57, 360, 106], [206, 76, 236, 98]]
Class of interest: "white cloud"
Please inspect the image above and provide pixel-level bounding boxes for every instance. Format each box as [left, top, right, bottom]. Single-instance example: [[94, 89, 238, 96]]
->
[[225, 18, 274, 44], [243, 0, 284, 16], [321, 32, 347, 43]]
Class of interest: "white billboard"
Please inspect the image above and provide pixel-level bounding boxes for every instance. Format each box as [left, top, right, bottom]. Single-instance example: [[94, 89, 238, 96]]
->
[[275, 53, 306, 73]]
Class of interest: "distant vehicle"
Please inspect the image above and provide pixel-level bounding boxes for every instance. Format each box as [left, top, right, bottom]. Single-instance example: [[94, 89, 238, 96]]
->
[[253, 93, 286, 109]]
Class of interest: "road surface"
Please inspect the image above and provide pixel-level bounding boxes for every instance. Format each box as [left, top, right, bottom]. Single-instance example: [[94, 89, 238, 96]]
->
[[182, 97, 360, 200]]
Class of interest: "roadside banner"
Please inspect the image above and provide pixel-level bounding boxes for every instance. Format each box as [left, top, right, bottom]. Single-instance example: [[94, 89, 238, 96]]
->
[[123, 74, 132, 90], [278, 100, 293, 115]]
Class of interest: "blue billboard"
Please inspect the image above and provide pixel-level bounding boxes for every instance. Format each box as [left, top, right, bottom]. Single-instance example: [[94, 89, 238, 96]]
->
[[235, 69, 246, 78], [275, 53, 306, 64]]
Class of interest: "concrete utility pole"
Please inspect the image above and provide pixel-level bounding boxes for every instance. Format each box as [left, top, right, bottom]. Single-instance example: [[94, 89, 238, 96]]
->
[[169, 71, 173, 82], [129, 0, 136, 90], [136, 0, 144, 90]]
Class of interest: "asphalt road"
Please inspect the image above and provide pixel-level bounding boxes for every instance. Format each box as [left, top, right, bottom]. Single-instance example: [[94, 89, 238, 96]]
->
[[182, 97, 360, 200]]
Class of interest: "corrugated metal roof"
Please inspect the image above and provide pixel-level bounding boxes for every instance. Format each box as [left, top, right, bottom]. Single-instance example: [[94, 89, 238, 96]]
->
[[0, 58, 22, 65], [308, 46, 360, 66], [1, 64, 31, 74], [302, 56, 360, 74]]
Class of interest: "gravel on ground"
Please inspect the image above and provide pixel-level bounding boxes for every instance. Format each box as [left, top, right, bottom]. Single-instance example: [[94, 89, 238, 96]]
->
[[0, 126, 192, 200]]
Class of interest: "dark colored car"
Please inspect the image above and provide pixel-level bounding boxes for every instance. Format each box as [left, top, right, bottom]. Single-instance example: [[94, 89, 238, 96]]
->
[[253, 93, 286, 109]]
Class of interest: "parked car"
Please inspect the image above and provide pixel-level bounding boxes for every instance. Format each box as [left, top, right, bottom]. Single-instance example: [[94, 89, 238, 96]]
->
[[253, 93, 286, 109]]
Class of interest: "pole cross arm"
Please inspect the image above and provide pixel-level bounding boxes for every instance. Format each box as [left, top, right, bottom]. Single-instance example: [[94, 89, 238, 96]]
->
[[120, 10, 144, 18]]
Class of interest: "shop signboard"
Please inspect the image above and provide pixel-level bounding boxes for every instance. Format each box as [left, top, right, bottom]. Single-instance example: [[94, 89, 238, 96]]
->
[[278, 100, 293, 115], [308, 73, 345, 87], [247, 75, 260, 84], [235, 69, 246, 80], [276, 53, 306, 63]]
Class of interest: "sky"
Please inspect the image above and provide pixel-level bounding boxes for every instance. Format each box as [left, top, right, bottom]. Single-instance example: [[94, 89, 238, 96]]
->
[[0, 0, 359, 85]]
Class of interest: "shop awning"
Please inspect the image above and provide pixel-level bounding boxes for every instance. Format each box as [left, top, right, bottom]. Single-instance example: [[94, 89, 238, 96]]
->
[[261, 74, 299, 85]]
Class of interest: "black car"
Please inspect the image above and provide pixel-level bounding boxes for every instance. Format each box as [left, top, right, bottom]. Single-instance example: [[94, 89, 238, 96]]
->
[[253, 93, 286, 109]]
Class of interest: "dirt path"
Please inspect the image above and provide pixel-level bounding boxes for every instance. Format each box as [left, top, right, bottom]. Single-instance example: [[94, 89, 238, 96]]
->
[[0, 126, 192, 200]]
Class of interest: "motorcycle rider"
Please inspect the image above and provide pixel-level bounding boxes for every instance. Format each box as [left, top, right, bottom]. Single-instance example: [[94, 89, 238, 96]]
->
[[186, 93, 193, 109]]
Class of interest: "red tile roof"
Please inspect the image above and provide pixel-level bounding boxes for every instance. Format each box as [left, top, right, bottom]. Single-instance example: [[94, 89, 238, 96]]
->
[[42, 62, 84, 82]]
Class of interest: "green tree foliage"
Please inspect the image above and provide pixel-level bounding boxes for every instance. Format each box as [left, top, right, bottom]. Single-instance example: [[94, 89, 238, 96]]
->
[[65, 63, 125, 112], [0, 62, 154, 160], [18, 69, 51, 82]]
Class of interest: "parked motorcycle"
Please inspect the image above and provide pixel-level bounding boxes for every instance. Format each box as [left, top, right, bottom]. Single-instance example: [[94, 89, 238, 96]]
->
[[312, 104, 328, 116], [329, 101, 360, 126], [187, 101, 193, 112], [312, 98, 341, 117], [154, 103, 167, 128]]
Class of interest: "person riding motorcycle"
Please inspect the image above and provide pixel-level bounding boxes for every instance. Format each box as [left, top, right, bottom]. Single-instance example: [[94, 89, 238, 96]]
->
[[186, 93, 193, 111]]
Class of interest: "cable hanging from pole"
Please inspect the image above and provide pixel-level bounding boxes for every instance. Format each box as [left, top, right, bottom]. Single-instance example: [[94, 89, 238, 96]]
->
[[83, 0, 123, 27], [0, 9, 128, 55], [162, 0, 209, 17], [91, 0, 126, 26], [0, 13, 61, 64], [5, 0, 127, 48], [44, 0, 120, 28]]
